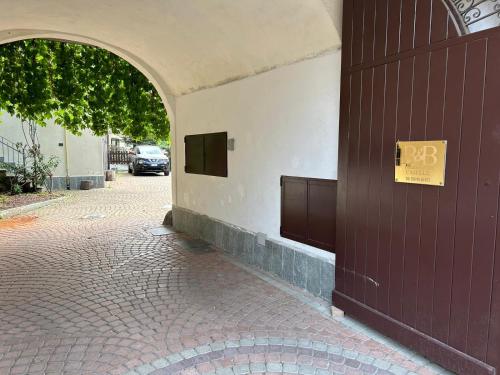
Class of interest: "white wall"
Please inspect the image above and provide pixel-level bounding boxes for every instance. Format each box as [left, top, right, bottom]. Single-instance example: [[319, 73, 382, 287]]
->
[[175, 52, 341, 255], [0, 114, 105, 178]]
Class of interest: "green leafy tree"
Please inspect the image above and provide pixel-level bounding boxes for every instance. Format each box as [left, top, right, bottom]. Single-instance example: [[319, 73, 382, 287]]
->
[[0, 39, 169, 143]]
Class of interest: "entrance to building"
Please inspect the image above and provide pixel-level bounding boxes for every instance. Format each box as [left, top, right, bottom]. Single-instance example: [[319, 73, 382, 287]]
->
[[334, 1, 500, 374]]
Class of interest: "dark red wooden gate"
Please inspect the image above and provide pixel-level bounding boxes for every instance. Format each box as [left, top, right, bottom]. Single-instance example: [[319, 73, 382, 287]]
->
[[334, 1, 500, 374]]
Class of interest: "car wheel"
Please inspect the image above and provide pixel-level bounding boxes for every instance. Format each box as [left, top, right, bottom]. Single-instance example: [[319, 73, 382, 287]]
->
[[133, 165, 140, 176], [164, 170, 170, 176], [128, 165, 132, 173]]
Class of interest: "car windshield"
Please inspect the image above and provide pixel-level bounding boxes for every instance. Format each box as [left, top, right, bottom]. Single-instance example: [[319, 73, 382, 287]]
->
[[139, 146, 163, 156]]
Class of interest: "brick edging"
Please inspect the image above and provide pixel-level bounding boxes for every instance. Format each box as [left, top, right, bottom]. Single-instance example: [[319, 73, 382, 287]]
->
[[127, 337, 421, 375]]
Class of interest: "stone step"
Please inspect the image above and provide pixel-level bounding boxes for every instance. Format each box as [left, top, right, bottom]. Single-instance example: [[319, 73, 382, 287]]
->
[[0, 169, 14, 177]]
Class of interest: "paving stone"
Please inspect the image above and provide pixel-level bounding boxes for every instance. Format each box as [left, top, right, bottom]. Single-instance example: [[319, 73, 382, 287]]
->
[[167, 354, 184, 364], [216, 368, 234, 375], [345, 358, 361, 369], [373, 359, 392, 370], [360, 363, 378, 374], [197, 362, 216, 373], [268, 338, 283, 346], [136, 363, 156, 374], [196, 346, 212, 355], [313, 350, 328, 359], [208, 351, 224, 360], [312, 342, 327, 352], [152, 358, 170, 369], [239, 339, 254, 347], [299, 364, 316, 375], [234, 364, 250, 374], [298, 339, 313, 349], [250, 363, 266, 373], [0, 174, 447, 375], [389, 364, 409, 375], [283, 363, 299, 373], [210, 343, 226, 352], [327, 345, 342, 355], [283, 338, 298, 347], [342, 350, 358, 360], [254, 338, 268, 346], [181, 349, 198, 359], [357, 354, 375, 365], [238, 347, 254, 355], [266, 363, 283, 372], [225, 341, 240, 348]]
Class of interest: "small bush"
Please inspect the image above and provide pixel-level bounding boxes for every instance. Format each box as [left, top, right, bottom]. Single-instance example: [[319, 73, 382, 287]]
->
[[12, 184, 22, 195], [4, 143, 59, 194]]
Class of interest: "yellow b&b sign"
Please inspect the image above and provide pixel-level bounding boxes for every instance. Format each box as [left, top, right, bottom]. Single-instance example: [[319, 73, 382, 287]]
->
[[395, 140, 447, 186]]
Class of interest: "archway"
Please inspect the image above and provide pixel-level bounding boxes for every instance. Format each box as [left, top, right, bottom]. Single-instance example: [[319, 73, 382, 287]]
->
[[2, 3, 443, 375], [0, 30, 179, 204], [0, 36, 174, 206]]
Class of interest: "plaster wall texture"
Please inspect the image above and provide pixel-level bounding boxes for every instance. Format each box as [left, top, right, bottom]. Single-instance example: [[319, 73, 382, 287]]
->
[[0, 114, 105, 179], [175, 52, 341, 258], [0, 0, 341, 97]]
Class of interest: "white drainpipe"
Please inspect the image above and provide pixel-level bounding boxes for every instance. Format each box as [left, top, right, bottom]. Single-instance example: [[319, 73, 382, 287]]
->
[[64, 129, 70, 189]]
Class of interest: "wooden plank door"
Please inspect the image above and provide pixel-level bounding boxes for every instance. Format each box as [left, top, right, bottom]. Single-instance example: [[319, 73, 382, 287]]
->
[[334, 1, 500, 374]]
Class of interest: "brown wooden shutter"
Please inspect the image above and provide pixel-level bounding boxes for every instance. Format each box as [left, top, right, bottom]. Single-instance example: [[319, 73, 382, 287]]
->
[[184, 132, 228, 177], [204, 132, 228, 177], [184, 134, 204, 174], [280, 176, 336, 252]]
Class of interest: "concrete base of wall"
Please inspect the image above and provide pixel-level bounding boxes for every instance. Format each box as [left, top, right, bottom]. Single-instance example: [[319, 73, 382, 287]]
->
[[172, 205, 335, 302], [50, 175, 105, 190]]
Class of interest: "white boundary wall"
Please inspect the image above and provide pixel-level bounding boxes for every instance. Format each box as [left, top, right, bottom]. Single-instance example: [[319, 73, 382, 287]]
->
[[0, 115, 105, 183]]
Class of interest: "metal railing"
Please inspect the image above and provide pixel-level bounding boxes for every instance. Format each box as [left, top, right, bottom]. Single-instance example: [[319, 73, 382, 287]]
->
[[0, 136, 26, 169], [448, 0, 500, 34]]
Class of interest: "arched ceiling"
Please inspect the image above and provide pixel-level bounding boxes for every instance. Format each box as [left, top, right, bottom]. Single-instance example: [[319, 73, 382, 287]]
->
[[0, 0, 341, 97]]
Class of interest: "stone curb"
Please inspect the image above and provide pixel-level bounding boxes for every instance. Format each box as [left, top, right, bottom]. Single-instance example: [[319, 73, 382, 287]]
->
[[0, 196, 66, 219]]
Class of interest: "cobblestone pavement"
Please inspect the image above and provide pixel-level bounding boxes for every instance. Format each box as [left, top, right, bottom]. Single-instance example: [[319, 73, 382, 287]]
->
[[0, 174, 449, 375]]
